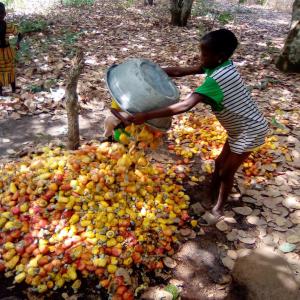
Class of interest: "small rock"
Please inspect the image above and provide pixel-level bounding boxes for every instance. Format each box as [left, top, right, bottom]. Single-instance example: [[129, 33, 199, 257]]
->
[[278, 206, 289, 217], [189, 230, 197, 239], [222, 256, 235, 270], [232, 206, 252, 216], [230, 192, 241, 199], [216, 220, 229, 232], [242, 196, 256, 204], [227, 250, 238, 260], [238, 236, 256, 244], [223, 216, 237, 224], [224, 211, 235, 218], [190, 202, 205, 215], [262, 197, 282, 209], [262, 210, 274, 223], [220, 274, 232, 285], [279, 243, 297, 253], [275, 216, 287, 227], [198, 228, 205, 235], [226, 230, 238, 242], [6, 149, 16, 155], [246, 215, 260, 225], [262, 235, 276, 247], [287, 135, 298, 144], [179, 228, 192, 237], [236, 249, 251, 257], [163, 257, 177, 269], [287, 235, 300, 244], [282, 196, 300, 210], [238, 230, 248, 238], [273, 226, 289, 232], [251, 209, 261, 216], [262, 187, 281, 198], [290, 211, 300, 224]]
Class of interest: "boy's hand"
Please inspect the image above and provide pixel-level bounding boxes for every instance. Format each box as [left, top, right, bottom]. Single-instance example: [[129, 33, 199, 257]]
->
[[110, 109, 131, 126], [163, 64, 204, 77], [15, 42, 20, 51], [125, 112, 148, 125]]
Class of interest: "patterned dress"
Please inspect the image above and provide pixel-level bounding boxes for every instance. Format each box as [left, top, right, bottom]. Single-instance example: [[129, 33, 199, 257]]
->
[[0, 22, 18, 86], [195, 60, 269, 154]]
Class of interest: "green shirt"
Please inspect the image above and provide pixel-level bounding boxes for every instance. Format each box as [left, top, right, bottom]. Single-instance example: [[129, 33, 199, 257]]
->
[[194, 60, 232, 111]]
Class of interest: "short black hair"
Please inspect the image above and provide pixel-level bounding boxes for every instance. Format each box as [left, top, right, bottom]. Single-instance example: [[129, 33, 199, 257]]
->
[[201, 29, 238, 59]]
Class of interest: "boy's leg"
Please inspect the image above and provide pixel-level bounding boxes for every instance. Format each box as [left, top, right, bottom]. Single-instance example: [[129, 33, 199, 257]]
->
[[211, 140, 231, 203], [212, 149, 251, 217]]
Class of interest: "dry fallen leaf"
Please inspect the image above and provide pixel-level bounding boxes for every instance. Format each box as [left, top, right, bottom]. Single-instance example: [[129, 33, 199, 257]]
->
[[232, 206, 253, 216], [221, 256, 235, 270], [216, 220, 229, 232]]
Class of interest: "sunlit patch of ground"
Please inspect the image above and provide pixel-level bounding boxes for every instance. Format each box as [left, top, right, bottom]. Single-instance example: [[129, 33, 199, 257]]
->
[[5, 0, 60, 15]]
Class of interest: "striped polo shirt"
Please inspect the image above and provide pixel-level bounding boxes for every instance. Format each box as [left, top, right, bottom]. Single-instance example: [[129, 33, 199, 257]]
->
[[194, 60, 269, 154]]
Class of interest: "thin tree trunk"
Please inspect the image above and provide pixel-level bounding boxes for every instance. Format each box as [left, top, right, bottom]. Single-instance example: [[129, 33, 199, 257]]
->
[[276, 0, 300, 73], [292, 0, 300, 25], [66, 50, 84, 150], [170, 0, 194, 26], [144, 0, 154, 5]]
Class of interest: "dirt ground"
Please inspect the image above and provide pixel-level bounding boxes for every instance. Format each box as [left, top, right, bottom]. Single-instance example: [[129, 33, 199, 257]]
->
[[0, 0, 300, 299]]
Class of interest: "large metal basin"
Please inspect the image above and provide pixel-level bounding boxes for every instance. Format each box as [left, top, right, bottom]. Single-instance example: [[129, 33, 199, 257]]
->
[[105, 58, 180, 131]]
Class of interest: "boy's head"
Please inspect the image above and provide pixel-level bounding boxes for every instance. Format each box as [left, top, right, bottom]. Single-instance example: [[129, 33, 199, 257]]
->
[[200, 28, 238, 69], [0, 3, 6, 20]]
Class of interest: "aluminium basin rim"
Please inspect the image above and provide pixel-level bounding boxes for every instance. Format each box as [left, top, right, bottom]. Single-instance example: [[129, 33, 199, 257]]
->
[[105, 64, 171, 132]]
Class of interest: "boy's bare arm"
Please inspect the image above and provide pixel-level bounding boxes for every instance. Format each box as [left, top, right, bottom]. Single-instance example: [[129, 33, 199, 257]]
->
[[125, 93, 205, 124], [110, 108, 130, 125], [163, 65, 204, 77]]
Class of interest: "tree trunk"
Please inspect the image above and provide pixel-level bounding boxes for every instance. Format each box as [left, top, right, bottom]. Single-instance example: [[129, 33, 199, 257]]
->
[[144, 0, 154, 5], [66, 50, 84, 150], [276, 0, 300, 73], [292, 0, 300, 25], [170, 0, 194, 26]]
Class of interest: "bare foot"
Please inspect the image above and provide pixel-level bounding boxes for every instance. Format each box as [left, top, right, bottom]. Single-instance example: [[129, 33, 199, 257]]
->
[[212, 206, 224, 219], [199, 211, 224, 226]]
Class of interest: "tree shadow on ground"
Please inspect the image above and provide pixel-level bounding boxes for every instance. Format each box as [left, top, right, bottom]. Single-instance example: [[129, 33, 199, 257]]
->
[[0, 109, 109, 157]]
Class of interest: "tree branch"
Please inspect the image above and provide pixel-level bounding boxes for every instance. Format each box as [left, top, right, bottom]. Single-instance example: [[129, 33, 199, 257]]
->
[[66, 49, 84, 150]]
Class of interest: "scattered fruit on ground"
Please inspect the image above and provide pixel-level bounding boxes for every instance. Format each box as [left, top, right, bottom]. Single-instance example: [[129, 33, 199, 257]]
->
[[168, 113, 289, 184]]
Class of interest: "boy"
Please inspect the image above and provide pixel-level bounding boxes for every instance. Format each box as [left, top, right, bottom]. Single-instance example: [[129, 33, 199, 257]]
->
[[124, 29, 269, 219]]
